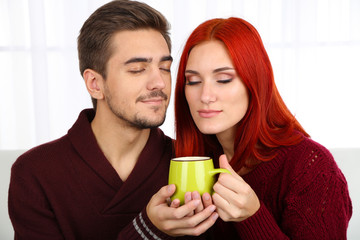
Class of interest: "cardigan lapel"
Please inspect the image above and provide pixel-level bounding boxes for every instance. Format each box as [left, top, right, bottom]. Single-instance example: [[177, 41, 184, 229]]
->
[[103, 128, 171, 213], [68, 109, 172, 214], [68, 109, 123, 191]]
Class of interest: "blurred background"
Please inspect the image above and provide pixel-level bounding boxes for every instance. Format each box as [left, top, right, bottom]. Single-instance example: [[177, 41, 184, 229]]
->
[[1, 0, 360, 150]]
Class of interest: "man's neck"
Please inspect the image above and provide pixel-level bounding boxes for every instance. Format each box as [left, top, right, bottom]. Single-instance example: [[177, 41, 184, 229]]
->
[[90, 108, 151, 181]]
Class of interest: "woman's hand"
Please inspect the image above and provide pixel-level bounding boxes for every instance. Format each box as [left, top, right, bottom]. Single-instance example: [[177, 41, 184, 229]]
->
[[146, 184, 218, 237], [212, 154, 260, 222]]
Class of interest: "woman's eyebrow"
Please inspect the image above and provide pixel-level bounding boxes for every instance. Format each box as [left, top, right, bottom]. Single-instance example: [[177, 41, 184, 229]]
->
[[185, 67, 234, 75], [213, 67, 234, 73], [185, 69, 199, 75]]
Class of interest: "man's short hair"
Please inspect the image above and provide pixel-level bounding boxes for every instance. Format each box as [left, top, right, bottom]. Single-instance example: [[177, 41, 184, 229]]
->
[[77, 0, 171, 109]]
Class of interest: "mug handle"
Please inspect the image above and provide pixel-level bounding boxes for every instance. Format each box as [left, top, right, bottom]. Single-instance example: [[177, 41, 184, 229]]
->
[[209, 168, 230, 176]]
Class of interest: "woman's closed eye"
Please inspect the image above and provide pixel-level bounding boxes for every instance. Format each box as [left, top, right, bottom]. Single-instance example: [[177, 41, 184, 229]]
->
[[217, 78, 232, 84], [185, 75, 201, 85], [216, 73, 233, 84]]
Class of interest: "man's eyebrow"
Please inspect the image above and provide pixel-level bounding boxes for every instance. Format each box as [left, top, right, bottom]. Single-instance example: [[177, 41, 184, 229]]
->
[[124, 57, 152, 65], [161, 55, 173, 62]]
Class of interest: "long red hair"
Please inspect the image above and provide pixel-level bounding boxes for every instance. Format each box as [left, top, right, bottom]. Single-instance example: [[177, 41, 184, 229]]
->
[[174, 17, 309, 171]]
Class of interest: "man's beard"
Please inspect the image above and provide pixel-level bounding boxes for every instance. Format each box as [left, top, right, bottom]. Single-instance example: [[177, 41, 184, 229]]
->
[[105, 88, 168, 129]]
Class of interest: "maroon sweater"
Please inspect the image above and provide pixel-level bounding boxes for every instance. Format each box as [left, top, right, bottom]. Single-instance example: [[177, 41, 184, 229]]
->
[[211, 136, 352, 239], [8, 109, 178, 240]]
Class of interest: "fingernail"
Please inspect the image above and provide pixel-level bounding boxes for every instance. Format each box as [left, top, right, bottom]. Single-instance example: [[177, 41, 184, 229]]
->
[[212, 213, 219, 220], [167, 185, 174, 193], [185, 194, 191, 201], [209, 205, 216, 212], [193, 199, 201, 206], [204, 194, 210, 201], [194, 194, 200, 200]]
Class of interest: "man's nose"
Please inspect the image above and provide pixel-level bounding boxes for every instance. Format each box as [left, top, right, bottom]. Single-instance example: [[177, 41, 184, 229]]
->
[[147, 68, 167, 90]]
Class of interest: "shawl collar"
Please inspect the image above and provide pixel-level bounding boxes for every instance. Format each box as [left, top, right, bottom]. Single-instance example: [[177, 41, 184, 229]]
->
[[67, 109, 172, 213], [68, 109, 122, 190]]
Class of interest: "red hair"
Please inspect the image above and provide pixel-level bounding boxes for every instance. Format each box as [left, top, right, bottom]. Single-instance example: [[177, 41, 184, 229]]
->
[[174, 17, 309, 171]]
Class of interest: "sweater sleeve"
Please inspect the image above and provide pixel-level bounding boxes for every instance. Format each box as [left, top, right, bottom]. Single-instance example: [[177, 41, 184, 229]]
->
[[117, 209, 211, 240], [280, 147, 352, 239], [8, 161, 65, 240], [234, 202, 289, 239], [232, 144, 352, 240], [117, 209, 175, 240]]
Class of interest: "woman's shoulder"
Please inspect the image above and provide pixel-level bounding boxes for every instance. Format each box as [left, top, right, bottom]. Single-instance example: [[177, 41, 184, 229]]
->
[[278, 135, 347, 190], [277, 133, 333, 164]]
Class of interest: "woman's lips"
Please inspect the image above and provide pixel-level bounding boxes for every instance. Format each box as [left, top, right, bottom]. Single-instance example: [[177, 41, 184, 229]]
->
[[198, 109, 222, 118]]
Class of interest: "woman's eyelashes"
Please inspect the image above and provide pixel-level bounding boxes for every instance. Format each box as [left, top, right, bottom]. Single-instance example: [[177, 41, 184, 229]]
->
[[217, 78, 232, 83], [185, 75, 200, 85], [185, 75, 233, 85]]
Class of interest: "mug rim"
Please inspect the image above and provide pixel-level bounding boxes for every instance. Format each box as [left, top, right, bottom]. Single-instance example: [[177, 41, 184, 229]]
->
[[171, 156, 211, 162]]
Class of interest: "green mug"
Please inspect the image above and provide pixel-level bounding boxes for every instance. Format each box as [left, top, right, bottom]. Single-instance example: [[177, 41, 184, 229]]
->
[[168, 156, 230, 204]]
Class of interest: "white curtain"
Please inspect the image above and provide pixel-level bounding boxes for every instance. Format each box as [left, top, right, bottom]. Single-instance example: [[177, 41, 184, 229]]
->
[[1, 0, 360, 150]]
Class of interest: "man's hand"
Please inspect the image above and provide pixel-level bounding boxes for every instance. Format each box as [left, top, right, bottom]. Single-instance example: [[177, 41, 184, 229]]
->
[[146, 184, 218, 237]]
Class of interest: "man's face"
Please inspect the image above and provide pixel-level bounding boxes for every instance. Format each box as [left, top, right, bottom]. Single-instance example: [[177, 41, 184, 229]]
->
[[102, 29, 172, 129]]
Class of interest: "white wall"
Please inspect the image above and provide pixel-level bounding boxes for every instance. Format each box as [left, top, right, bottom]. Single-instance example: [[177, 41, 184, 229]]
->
[[1, 0, 360, 151]]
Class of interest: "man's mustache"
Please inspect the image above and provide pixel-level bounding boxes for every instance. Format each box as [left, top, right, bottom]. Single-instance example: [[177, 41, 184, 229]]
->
[[136, 91, 168, 102]]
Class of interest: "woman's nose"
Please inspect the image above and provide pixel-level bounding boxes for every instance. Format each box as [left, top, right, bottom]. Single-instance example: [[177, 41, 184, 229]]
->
[[200, 82, 216, 104]]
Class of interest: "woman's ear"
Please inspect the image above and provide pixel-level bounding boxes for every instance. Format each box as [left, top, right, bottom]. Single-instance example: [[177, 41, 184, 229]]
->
[[83, 69, 104, 100]]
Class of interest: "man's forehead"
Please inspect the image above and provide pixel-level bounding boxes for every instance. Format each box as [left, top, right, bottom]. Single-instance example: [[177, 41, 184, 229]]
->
[[109, 30, 170, 64]]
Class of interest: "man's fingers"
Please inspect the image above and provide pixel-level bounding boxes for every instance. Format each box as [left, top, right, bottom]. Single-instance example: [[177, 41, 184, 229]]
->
[[169, 198, 180, 208], [166, 205, 218, 235], [150, 184, 176, 206], [172, 199, 201, 219], [202, 192, 213, 208], [192, 191, 204, 213], [169, 212, 219, 236]]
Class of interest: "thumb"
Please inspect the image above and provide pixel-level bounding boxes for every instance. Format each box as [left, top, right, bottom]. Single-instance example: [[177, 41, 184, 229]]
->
[[150, 184, 176, 206], [219, 154, 237, 175]]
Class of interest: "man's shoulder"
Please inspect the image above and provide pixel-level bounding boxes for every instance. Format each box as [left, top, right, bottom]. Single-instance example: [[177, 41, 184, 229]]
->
[[13, 134, 71, 171]]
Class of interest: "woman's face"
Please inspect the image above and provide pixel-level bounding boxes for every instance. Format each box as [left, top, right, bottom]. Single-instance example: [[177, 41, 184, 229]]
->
[[184, 40, 249, 139]]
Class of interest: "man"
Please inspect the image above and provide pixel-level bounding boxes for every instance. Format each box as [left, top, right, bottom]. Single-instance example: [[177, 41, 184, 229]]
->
[[8, 1, 217, 239]]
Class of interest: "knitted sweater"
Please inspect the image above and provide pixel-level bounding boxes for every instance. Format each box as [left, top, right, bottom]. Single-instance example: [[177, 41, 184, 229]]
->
[[8, 109, 178, 240], [211, 136, 352, 239]]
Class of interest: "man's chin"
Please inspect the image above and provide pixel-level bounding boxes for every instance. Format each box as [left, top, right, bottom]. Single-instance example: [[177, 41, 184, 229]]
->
[[133, 114, 166, 129]]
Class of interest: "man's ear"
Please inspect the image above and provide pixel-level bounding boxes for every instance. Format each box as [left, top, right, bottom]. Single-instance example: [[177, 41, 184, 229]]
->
[[83, 69, 104, 100]]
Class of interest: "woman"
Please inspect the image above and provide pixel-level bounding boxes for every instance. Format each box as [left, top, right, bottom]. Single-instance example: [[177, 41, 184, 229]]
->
[[174, 17, 352, 239]]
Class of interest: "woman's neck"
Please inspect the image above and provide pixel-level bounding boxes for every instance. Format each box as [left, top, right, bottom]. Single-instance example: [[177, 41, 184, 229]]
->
[[216, 129, 236, 162]]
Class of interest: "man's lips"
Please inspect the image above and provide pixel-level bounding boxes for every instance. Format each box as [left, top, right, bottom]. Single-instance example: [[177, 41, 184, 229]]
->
[[198, 109, 222, 118], [141, 98, 165, 105]]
